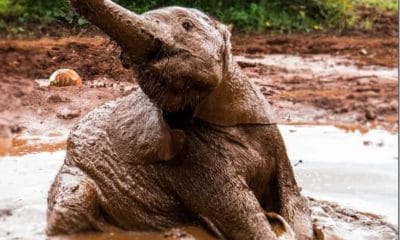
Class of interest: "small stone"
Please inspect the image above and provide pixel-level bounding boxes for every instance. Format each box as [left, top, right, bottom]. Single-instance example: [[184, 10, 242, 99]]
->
[[56, 108, 81, 120], [365, 109, 376, 120], [363, 140, 372, 146], [9, 124, 23, 133], [294, 159, 303, 167], [49, 69, 82, 87], [47, 94, 63, 103], [163, 228, 194, 240], [360, 49, 368, 55], [0, 209, 12, 217]]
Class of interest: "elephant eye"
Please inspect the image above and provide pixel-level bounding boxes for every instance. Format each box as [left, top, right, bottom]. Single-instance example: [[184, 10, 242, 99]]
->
[[182, 21, 193, 31]]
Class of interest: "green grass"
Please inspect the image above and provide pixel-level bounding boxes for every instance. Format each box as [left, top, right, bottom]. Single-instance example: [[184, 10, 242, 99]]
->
[[351, 0, 398, 11], [0, 0, 397, 35], [0, 0, 24, 15]]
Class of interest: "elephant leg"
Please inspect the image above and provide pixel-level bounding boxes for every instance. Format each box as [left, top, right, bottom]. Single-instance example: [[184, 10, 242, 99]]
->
[[179, 174, 277, 240], [265, 129, 313, 240], [46, 165, 104, 235], [265, 212, 296, 240]]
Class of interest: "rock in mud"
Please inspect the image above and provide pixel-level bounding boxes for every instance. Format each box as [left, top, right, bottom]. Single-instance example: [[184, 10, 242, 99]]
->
[[56, 107, 81, 120], [365, 109, 377, 120], [0, 209, 12, 217], [9, 124, 23, 134], [163, 229, 195, 240], [360, 48, 369, 55], [49, 69, 82, 87], [48, 94, 69, 103]]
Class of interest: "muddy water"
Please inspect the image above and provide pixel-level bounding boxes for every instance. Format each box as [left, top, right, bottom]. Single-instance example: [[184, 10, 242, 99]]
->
[[234, 54, 398, 80], [0, 126, 398, 239], [279, 125, 398, 224]]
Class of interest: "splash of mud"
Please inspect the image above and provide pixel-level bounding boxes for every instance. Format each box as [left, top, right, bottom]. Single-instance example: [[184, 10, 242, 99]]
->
[[310, 199, 398, 240]]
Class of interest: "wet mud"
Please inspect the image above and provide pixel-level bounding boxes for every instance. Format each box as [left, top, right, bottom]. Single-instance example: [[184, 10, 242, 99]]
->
[[0, 34, 397, 138], [232, 34, 398, 68], [0, 126, 397, 239], [237, 54, 398, 132]]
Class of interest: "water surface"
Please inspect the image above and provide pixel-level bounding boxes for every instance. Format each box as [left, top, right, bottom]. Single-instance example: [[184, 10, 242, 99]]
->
[[0, 125, 397, 239]]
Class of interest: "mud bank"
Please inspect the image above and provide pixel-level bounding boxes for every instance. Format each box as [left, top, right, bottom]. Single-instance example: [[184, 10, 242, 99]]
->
[[0, 125, 397, 240]]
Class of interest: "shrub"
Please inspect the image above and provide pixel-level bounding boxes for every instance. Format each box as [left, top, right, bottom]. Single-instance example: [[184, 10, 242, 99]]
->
[[0, 0, 355, 33]]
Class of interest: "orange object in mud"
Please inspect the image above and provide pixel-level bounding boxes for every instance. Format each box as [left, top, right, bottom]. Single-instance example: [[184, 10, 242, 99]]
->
[[49, 69, 82, 87]]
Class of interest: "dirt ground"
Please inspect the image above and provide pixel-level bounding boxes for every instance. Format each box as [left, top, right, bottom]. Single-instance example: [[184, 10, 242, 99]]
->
[[0, 32, 397, 136]]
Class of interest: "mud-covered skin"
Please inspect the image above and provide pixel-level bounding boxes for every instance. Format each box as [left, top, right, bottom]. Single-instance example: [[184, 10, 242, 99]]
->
[[48, 89, 310, 239], [48, 1, 312, 239]]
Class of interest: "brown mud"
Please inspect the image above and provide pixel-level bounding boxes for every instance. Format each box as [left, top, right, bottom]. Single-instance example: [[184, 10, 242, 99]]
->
[[48, 199, 400, 240], [0, 133, 397, 239], [232, 34, 398, 68], [0, 36, 136, 136], [0, 33, 397, 137], [236, 54, 397, 132]]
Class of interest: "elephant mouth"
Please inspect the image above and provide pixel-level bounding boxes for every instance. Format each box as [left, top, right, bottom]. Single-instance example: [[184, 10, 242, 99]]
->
[[162, 108, 194, 130]]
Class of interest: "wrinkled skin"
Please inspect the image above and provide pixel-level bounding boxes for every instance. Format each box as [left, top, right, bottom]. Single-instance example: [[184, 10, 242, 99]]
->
[[47, 1, 313, 239]]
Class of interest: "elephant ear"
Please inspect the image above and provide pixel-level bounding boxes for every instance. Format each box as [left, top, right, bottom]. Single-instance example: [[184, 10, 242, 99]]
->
[[195, 26, 275, 126], [195, 66, 276, 126], [109, 89, 185, 164]]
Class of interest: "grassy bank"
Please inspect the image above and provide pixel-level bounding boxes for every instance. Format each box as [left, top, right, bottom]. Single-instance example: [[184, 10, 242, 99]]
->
[[0, 0, 397, 34]]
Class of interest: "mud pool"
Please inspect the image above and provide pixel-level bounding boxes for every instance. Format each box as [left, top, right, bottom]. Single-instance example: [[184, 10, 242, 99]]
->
[[234, 54, 398, 80], [0, 125, 397, 239]]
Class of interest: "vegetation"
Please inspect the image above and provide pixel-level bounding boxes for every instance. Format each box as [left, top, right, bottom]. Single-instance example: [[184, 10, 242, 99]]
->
[[350, 0, 398, 11], [0, 0, 397, 34]]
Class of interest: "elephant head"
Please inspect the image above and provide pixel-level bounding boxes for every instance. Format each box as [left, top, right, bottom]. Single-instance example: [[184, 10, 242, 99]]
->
[[70, 0, 274, 126]]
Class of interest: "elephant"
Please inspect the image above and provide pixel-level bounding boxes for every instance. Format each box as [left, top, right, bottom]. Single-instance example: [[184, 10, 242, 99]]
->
[[47, 1, 313, 239]]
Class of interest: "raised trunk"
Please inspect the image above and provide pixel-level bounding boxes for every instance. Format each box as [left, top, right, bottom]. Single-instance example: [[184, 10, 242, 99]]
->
[[70, 0, 161, 63]]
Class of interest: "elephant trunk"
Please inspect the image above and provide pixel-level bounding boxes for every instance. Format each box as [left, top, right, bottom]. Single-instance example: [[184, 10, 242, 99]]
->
[[70, 0, 162, 63]]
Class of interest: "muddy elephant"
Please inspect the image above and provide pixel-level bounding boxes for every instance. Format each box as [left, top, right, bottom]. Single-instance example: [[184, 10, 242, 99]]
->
[[47, 1, 313, 239]]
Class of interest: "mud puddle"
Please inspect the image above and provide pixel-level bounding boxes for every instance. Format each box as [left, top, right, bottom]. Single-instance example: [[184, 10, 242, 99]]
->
[[236, 54, 398, 131], [235, 54, 398, 80], [279, 125, 398, 225], [2, 133, 68, 156], [0, 125, 398, 239]]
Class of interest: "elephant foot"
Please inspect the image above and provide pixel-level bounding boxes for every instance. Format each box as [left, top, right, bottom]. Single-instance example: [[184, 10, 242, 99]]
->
[[47, 166, 101, 235], [266, 212, 296, 240]]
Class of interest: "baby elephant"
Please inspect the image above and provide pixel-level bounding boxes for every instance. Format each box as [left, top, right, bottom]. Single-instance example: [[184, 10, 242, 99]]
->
[[47, 1, 313, 239]]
